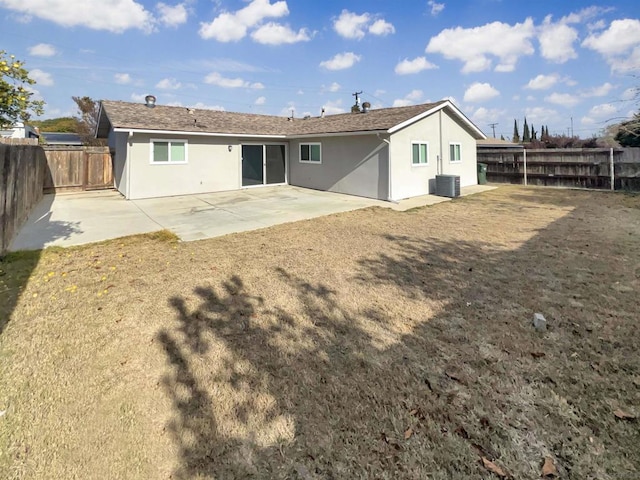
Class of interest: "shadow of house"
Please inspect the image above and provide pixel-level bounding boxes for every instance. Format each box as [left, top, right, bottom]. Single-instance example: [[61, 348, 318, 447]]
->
[[159, 190, 640, 479]]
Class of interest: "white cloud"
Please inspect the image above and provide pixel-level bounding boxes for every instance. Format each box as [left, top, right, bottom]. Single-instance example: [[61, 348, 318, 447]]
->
[[131, 93, 147, 103], [582, 19, 640, 72], [538, 15, 578, 63], [255, 96, 266, 105], [28, 43, 56, 57], [30, 69, 53, 86], [621, 87, 638, 101], [524, 106, 558, 123], [334, 10, 370, 40], [322, 99, 345, 115], [463, 82, 499, 103], [392, 89, 423, 107], [114, 73, 132, 84], [251, 22, 311, 44], [471, 106, 505, 125], [156, 2, 187, 27], [581, 103, 618, 125], [427, 0, 445, 16], [0, 0, 155, 33], [319, 52, 361, 71], [156, 77, 181, 90], [199, 0, 289, 41], [369, 19, 395, 36], [581, 82, 614, 98], [327, 82, 341, 92], [545, 92, 580, 107], [525, 74, 559, 90], [333, 9, 394, 39], [426, 18, 535, 73], [204, 72, 264, 89], [394, 56, 438, 75]]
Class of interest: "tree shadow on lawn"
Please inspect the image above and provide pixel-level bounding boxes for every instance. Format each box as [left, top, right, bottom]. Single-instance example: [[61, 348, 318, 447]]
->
[[159, 194, 640, 479]]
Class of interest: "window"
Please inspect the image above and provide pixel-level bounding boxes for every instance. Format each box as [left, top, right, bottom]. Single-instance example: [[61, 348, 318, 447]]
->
[[450, 143, 461, 162], [151, 139, 187, 164], [300, 143, 321, 164], [411, 142, 428, 165]]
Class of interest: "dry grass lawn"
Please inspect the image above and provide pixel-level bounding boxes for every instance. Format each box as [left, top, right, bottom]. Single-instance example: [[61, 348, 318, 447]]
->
[[1, 186, 639, 479]]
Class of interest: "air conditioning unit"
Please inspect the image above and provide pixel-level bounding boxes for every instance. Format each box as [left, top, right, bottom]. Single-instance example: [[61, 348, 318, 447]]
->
[[435, 175, 460, 198]]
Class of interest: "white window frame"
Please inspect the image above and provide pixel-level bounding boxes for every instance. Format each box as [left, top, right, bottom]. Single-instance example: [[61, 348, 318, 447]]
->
[[299, 142, 322, 164], [449, 142, 462, 163], [411, 141, 429, 167], [150, 139, 188, 165]]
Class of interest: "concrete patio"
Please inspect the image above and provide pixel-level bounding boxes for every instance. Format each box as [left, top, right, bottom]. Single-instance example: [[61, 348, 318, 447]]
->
[[9, 185, 495, 251]]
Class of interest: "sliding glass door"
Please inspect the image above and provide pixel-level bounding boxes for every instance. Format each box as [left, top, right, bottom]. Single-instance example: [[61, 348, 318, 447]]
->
[[242, 144, 286, 187]]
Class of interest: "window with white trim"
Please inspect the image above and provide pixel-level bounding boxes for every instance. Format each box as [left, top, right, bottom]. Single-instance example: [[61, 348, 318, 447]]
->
[[151, 139, 187, 164], [449, 143, 461, 162], [300, 143, 321, 163], [411, 142, 428, 165]]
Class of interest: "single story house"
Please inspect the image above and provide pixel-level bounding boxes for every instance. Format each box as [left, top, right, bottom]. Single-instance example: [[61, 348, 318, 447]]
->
[[96, 98, 486, 201]]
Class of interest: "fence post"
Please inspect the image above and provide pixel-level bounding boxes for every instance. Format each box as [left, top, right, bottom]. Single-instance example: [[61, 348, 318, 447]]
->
[[523, 148, 527, 186], [610, 147, 615, 191]]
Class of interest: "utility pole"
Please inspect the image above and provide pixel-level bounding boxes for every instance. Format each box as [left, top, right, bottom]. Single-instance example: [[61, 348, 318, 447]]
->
[[352, 91, 362, 107], [489, 122, 498, 138], [570, 116, 574, 137]]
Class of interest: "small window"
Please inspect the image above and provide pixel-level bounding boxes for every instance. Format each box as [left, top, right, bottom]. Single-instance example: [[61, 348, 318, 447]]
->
[[411, 142, 428, 165], [300, 143, 321, 163], [450, 143, 461, 162], [151, 139, 187, 164]]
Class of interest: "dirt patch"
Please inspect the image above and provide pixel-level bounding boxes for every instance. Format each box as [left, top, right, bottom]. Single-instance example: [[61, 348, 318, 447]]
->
[[1, 186, 639, 479]]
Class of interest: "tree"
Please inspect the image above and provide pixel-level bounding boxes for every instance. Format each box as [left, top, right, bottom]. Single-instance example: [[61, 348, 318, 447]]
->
[[614, 112, 640, 147], [530, 124, 537, 141], [523, 117, 531, 142], [72, 96, 103, 145], [512, 119, 520, 143], [0, 50, 45, 125], [500, 134, 505, 141], [31, 117, 79, 132]]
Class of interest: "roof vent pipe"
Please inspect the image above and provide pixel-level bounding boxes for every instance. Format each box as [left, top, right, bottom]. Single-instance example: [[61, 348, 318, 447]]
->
[[144, 95, 156, 108], [362, 102, 371, 113], [321, 107, 325, 118]]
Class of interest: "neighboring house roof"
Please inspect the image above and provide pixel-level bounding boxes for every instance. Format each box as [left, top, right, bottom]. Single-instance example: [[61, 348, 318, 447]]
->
[[97, 99, 486, 140], [477, 138, 524, 149], [42, 132, 83, 145]]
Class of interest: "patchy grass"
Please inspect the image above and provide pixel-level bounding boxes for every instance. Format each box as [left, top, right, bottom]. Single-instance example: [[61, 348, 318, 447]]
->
[[1, 186, 639, 480]]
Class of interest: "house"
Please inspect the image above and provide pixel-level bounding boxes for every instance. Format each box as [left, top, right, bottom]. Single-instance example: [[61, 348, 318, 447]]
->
[[96, 97, 486, 201], [0, 122, 39, 139]]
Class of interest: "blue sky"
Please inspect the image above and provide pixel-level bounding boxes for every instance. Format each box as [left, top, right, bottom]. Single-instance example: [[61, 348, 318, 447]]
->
[[1, 0, 639, 138]]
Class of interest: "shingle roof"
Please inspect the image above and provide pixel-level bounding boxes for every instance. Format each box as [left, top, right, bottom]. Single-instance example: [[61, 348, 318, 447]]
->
[[97, 99, 483, 139]]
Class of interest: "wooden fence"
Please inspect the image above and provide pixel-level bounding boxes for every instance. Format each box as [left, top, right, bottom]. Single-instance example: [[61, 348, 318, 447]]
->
[[479, 148, 640, 191], [42, 146, 113, 192], [0, 144, 47, 254], [0, 138, 39, 146]]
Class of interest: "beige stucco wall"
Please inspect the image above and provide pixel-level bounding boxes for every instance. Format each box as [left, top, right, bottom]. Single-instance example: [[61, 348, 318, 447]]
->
[[289, 134, 389, 200], [389, 108, 479, 200], [109, 131, 128, 197]]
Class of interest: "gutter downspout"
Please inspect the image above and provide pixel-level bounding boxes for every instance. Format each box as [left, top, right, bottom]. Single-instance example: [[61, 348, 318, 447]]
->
[[438, 110, 444, 175], [127, 130, 133, 199], [378, 133, 393, 201]]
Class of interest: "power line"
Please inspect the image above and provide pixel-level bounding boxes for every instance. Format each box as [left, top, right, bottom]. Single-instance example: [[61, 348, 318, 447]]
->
[[488, 122, 498, 138]]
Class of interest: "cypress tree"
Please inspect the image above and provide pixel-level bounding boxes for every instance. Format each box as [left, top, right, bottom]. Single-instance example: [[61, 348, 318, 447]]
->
[[512, 119, 520, 143], [500, 134, 505, 141], [523, 117, 531, 142]]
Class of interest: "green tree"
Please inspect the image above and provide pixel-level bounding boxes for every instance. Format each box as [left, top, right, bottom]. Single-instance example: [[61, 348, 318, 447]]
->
[[530, 124, 537, 141], [72, 96, 103, 145], [512, 119, 520, 143], [523, 117, 531, 142], [0, 50, 45, 125], [614, 112, 640, 147], [31, 116, 79, 132]]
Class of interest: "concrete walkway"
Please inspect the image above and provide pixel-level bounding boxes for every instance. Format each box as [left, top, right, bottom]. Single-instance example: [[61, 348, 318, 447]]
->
[[9, 185, 495, 251]]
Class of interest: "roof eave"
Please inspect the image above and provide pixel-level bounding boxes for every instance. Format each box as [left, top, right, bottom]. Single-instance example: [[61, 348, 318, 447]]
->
[[112, 127, 287, 139]]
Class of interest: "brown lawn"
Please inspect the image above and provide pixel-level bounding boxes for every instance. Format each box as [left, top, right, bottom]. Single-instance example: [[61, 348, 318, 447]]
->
[[0, 186, 639, 480]]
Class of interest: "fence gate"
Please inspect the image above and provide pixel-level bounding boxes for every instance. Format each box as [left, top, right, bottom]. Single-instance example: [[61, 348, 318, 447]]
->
[[43, 146, 113, 193]]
